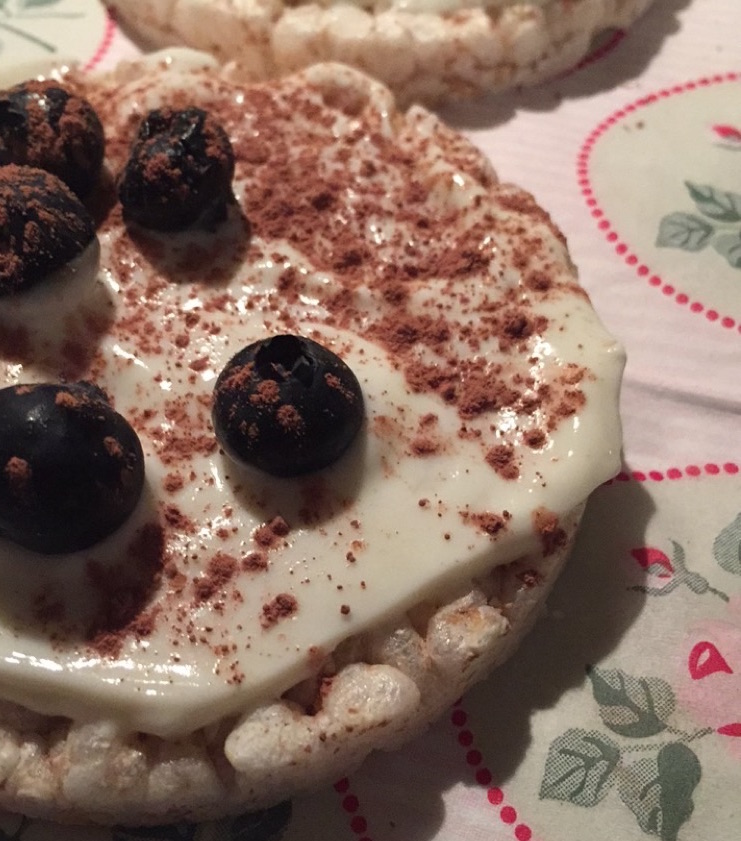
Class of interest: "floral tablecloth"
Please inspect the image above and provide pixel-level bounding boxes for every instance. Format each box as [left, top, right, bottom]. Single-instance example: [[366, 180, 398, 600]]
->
[[0, 0, 738, 839]]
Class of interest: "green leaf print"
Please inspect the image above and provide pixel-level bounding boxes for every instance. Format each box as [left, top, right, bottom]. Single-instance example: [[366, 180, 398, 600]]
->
[[656, 213, 714, 251], [0, 0, 81, 54], [713, 232, 741, 268], [618, 743, 701, 841], [656, 744, 702, 841], [713, 512, 741, 575], [629, 540, 729, 602], [540, 728, 620, 806], [541, 661, 714, 839], [685, 182, 741, 222], [2, 0, 65, 11], [19, 0, 65, 8], [588, 666, 675, 738]]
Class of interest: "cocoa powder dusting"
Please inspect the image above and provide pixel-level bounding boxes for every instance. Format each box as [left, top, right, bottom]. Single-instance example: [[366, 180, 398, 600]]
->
[[0, 68, 598, 687], [190, 80, 584, 442], [250, 379, 281, 406], [276, 403, 304, 433], [86, 522, 167, 657]]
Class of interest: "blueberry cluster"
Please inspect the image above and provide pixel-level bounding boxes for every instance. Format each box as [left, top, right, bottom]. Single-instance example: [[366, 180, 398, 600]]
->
[[0, 80, 103, 297], [0, 81, 237, 298], [0, 80, 366, 554]]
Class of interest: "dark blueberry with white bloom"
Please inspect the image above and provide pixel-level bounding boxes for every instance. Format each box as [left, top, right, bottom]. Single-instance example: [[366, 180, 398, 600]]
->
[[212, 335, 364, 477], [0, 382, 145, 554], [118, 107, 235, 231], [0, 79, 105, 197], [0, 164, 96, 296]]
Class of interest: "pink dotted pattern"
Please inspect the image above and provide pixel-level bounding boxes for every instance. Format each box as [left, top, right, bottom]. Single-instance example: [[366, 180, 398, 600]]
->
[[611, 462, 739, 483], [81, 7, 116, 73], [577, 72, 741, 334], [334, 777, 373, 840], [450, 701, 536, 841]]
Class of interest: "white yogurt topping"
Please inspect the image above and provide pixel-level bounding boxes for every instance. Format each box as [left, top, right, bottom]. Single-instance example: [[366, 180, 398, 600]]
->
[[0, 61, 623, 738]]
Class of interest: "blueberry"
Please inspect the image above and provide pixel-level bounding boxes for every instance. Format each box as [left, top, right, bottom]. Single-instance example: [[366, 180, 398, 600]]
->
[[0, 80, 104, 197], [0, 382, 145, 554], [212, 335, 364, 477], [118, 107, 235, 231], [0, 164, 96, 296]]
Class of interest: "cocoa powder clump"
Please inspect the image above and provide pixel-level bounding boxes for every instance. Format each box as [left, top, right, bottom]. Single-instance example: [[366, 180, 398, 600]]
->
[[254, 516, 290, 548], [461, 509, 510, 537], [193, 551, 238, 603], [3, 455, 31, 497], [533, 507, 568, 556], [485, 444, 519, 480], [242, 551, 268, 572], [261, 593, 298, 628]]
